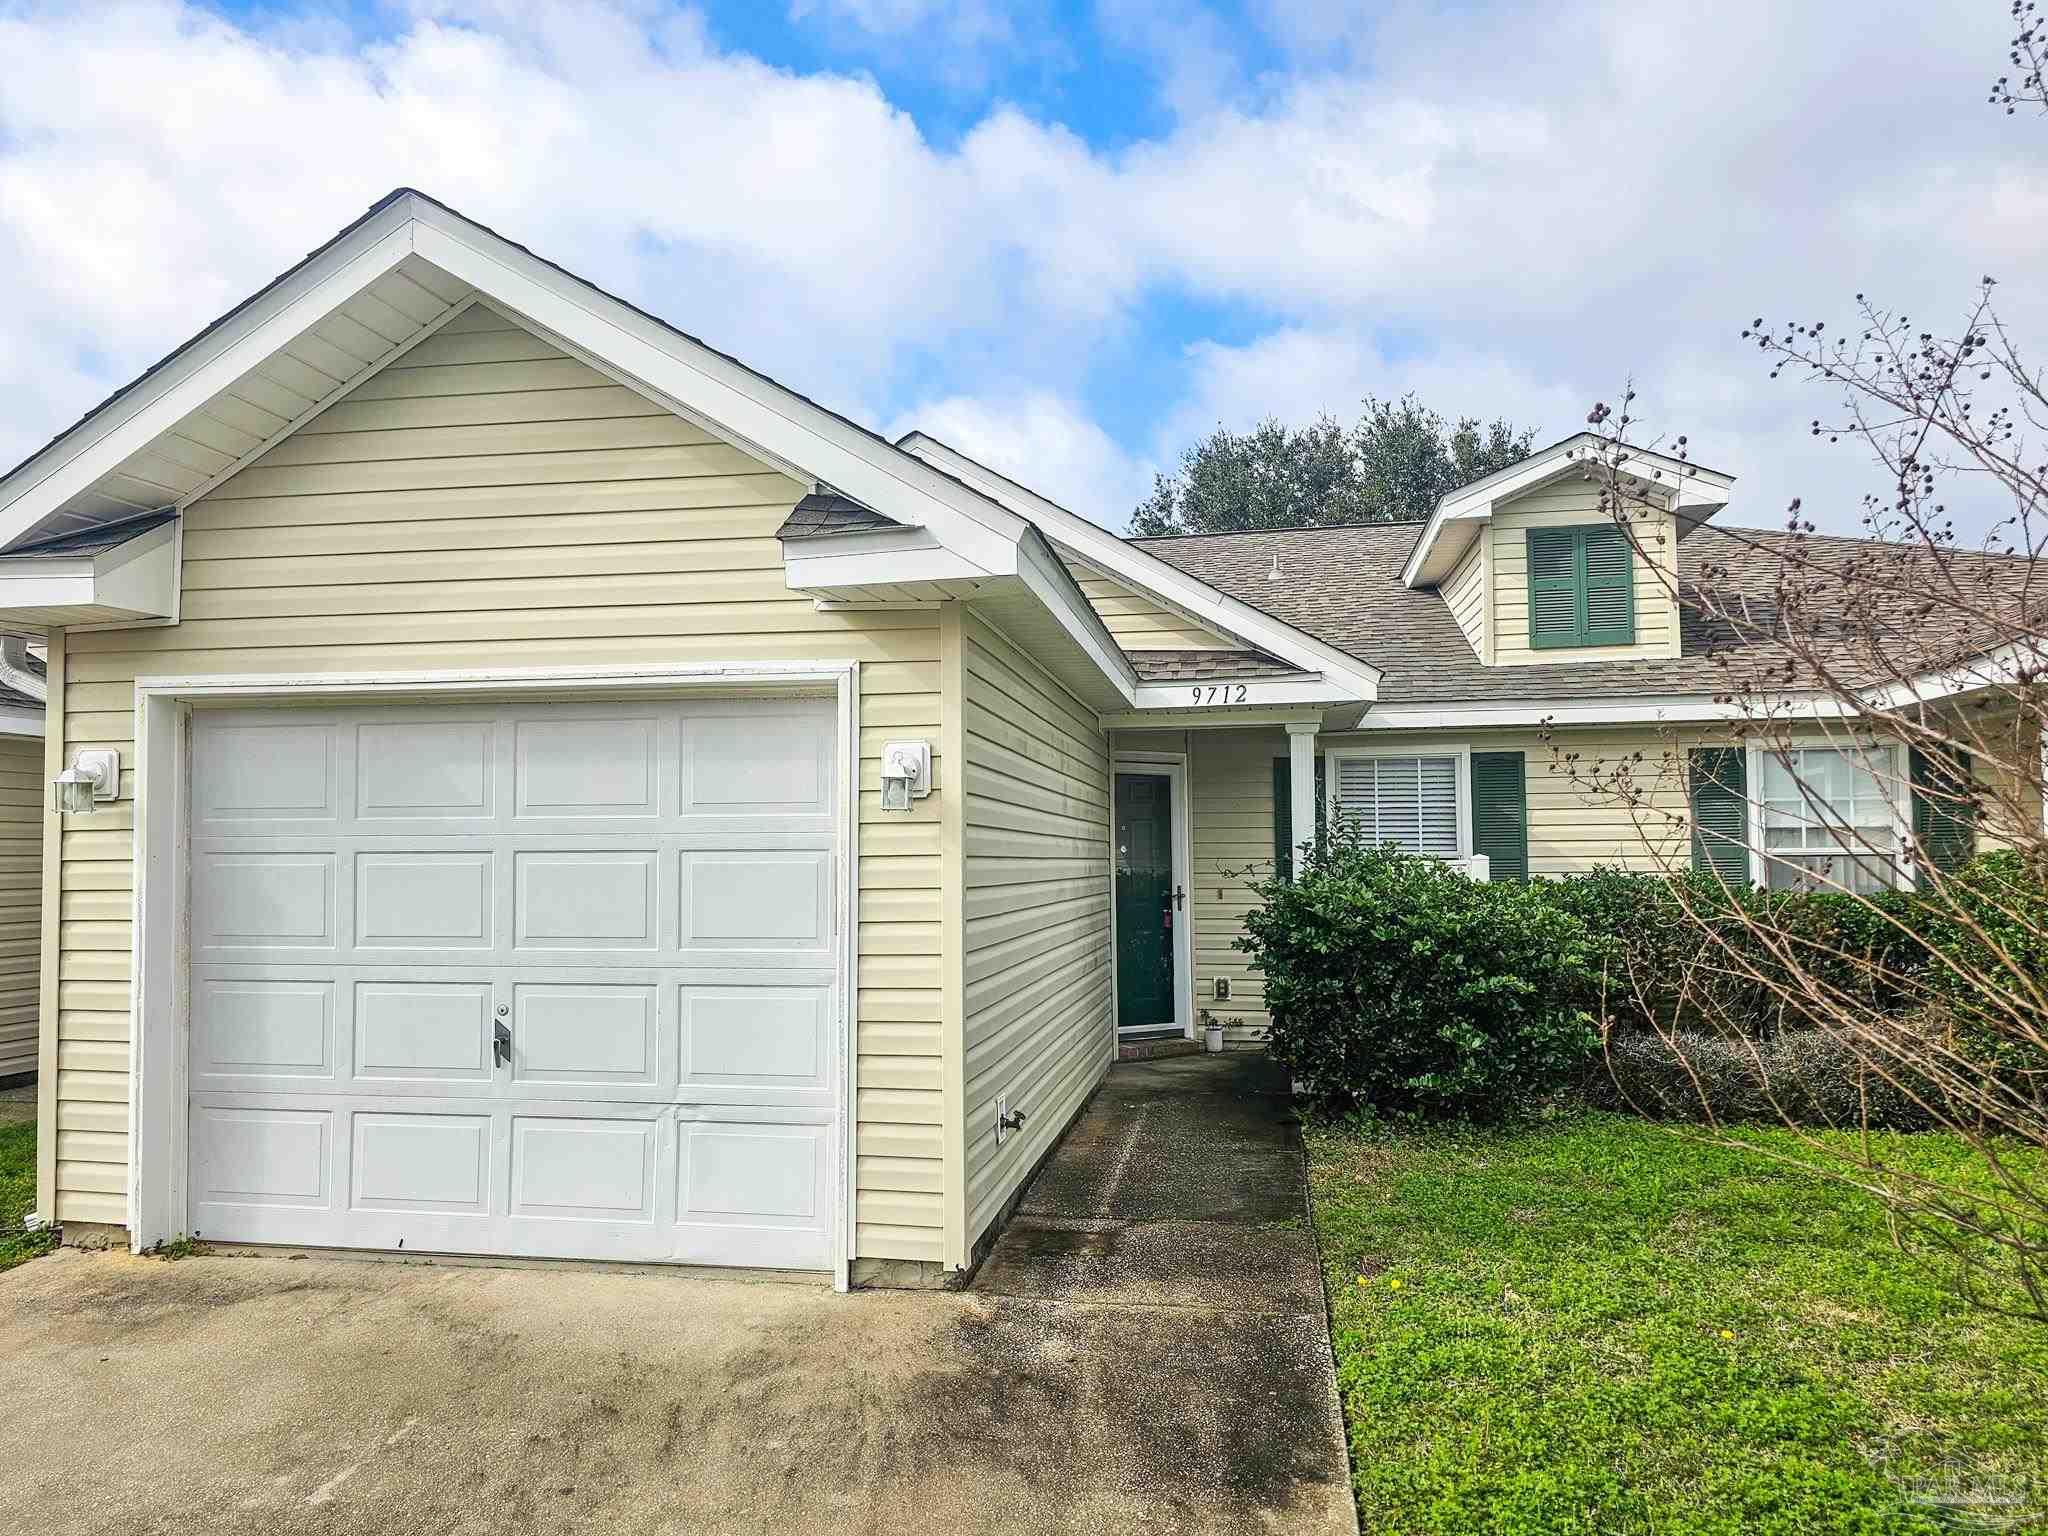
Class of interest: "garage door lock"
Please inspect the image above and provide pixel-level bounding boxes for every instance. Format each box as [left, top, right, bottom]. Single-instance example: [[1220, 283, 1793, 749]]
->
[[493, 1019, 512, 1067]]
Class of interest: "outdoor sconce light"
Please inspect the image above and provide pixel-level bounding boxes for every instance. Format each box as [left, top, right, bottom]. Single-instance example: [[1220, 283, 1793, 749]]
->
[[879, 740, 932, 811], [53, 748, 118, 815]]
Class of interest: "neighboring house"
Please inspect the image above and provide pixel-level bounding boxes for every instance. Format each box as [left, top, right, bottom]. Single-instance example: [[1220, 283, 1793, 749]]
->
[[0, 640, 45, 1086], [0, 191, 2023, 1286]]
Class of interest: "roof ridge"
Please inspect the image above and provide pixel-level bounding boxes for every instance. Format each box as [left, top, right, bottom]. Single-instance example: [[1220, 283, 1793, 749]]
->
[[1127, 518, 1429, 543]]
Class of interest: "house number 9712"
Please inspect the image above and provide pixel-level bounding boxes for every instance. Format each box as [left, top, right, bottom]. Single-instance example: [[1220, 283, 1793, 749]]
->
[[1188, 684, 1250, 705]]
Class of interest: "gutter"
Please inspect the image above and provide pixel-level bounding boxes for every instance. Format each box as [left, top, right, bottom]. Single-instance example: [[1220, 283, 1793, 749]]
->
[[0, 636, 46, 703]]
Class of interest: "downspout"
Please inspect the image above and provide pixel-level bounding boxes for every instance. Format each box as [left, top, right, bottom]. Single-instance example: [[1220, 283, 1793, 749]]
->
[[0, 636, 46, 703]]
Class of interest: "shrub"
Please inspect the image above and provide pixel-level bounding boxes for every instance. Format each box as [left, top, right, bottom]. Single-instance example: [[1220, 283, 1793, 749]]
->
[[1586, 1027, 1939, 1130], [1239, 832, 1601, 1118]]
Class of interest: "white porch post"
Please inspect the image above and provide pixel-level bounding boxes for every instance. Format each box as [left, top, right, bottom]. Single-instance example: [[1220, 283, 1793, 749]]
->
[[1286, 720, 1318, 878]]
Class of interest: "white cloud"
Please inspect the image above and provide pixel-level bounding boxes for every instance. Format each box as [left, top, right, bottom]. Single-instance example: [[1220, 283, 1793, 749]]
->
[[888, 391, 1155, 529], [0, 0, 2039, 543]]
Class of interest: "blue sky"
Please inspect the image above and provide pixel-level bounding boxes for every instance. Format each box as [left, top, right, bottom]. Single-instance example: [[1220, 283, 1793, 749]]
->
[[1, 1, 2040, 533]]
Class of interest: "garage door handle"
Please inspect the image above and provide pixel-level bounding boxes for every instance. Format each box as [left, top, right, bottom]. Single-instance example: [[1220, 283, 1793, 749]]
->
[[493, 1020, 512, 1067]]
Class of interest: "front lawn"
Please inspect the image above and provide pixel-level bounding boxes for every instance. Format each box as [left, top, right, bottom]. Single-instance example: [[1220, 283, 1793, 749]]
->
[[1308, 1114, 2048, 1535], [0, 1118, 54, 1271]]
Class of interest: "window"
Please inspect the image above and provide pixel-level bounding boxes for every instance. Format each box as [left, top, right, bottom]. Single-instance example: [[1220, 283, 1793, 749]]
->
[[1331, 754, 1461, 857], [1527, 523, 1636, 649], [1758, 746, 1901, 894]]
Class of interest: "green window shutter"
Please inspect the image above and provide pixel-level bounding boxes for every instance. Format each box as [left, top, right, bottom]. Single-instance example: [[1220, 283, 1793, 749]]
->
[[1527, 526, 1582, 650], [1272, 755, 1328, 879], [1580, 524, 1636, 645], [1527, 525, 1635, 649], [1469, 751, 1528, 881], [1689, 747, 1750, 885], [1911, 746, 1976, 887]]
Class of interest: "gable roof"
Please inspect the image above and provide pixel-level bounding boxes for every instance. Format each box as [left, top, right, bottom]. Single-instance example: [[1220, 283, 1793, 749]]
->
[[1401, 431, 1735, 588]]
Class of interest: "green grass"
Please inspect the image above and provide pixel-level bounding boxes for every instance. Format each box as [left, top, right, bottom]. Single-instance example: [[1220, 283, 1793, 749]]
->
[[1307, 1114, 2048, 1535], [0, 1119, 55, 1272]]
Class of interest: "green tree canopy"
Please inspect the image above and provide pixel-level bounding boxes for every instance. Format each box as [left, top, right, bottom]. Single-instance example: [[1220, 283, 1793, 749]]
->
[[1130, 393, 1536, 537]]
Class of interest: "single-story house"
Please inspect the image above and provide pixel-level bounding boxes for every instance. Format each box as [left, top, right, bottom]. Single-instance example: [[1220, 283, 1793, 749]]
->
[[0, 191, 2026, 1286]]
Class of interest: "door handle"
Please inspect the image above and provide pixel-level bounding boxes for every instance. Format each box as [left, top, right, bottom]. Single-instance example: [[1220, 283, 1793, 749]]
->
[[493, 1020, 512, 1068], [1172, 885, 1186, 911]]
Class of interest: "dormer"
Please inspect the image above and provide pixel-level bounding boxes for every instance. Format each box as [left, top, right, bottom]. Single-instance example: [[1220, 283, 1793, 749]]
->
[[1403, 433, 1733, 667]]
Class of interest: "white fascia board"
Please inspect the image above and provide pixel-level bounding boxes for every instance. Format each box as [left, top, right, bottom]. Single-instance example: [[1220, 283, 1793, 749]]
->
[[1863, 638, 2047, 710], [1402, 433, 1736, 588], [1015, 528, 1138, 703], [0, 207, 418, 550], [406, 209, 1030, 575], [1354, 692, 1853, 730], [1131, 676, 1356, 710], [0, 706, 43, 737], [895, 432, 1382, 701], [784, 539, 996, 592], [0, 521, 179, 624]]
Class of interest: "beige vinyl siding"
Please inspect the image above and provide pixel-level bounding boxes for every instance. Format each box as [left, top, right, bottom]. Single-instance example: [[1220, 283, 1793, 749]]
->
[[0, 732, 42, 1081], [1443, 538, 1487, 660], [1065, 562, 1239, 652], [52, 302, 947, 1260], [958, 610, 1112, 1251], [1491, 484, 1681, 665], [1185, 724, 1703, 1041]]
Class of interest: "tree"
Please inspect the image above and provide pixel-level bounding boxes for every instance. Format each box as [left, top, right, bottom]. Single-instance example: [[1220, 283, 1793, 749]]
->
[[1129, 394, 1534, 536], [1547, 20, 2048, 1319]]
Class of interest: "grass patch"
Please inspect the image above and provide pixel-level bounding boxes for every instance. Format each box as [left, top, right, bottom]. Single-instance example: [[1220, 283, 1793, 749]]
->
[[0, 1119, 54, 1272], [1307, 1113, 2048, 1535]]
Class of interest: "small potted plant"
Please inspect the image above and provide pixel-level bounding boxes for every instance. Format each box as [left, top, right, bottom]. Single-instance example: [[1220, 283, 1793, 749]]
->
[[1200, 1009, 1226, 1054]]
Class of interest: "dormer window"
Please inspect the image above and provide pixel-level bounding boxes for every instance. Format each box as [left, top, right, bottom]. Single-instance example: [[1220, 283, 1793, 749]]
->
[[1527, 524, 1635, 649]]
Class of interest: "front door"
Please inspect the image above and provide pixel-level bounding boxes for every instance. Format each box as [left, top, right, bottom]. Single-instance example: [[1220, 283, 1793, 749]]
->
[[1115, 771, 1179, 1033]]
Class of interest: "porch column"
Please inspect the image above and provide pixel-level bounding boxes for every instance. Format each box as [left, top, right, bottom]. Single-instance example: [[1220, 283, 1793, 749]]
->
[[1286, 720, 1318, 879]]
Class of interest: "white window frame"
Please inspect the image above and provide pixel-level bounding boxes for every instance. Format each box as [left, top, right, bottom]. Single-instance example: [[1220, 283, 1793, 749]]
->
[[1744, 736, 1915, 892], [1323, 746, 1473, 860]]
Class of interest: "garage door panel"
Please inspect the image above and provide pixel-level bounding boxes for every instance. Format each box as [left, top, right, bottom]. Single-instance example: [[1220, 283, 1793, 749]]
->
[[515, 714, 661, 819], [680, 850, 832, 953], [682, 708, 832, 817], [355, 852, 493, 948], [351, 1111, 492, 1214], [510, 1116, 658, 1222], [191, 1104, 333, 1208], [188, 696, 842, 1271], [192, 979, 335, 1082], [354, 981, 492, 1083], [194, 717, 337, 826], [513, 850, 658, 950], [511, 983, 659, 1087], [196, 853, 337, 952], [355, 718, 495, 820]]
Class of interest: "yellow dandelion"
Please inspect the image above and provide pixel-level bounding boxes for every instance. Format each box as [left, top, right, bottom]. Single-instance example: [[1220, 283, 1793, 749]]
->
[[1356, 1275, 1369, 1287], [1389, 1278, 1402, 1291], [1719, 1329, 1735, 1340]]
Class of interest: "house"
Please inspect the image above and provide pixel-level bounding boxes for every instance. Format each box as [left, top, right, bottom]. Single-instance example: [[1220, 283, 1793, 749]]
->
[[0, 640, 45, 1086], [0, 191, 2022, 1287]]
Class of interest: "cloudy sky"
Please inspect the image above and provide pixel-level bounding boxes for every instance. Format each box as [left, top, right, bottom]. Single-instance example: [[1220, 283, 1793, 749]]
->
[[0, 0, 2040, 535]]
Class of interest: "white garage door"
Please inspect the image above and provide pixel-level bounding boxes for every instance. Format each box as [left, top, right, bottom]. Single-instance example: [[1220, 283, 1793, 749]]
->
[[183, 695, 841, 1270]]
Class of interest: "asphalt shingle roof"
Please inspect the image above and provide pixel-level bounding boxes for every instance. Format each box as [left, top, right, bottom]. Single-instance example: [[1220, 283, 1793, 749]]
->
[[1131, 521, 2039, 705], [774, 488, 898, 539]]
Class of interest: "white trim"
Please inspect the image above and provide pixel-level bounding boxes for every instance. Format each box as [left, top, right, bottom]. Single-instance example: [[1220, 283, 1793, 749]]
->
[[0, 518, 180, 627], [125, 659, 861, 1290], [1402, 432, 1735, 589], [0, 210, 419, 549], [1099, 705, 1335, 732], [1285, 722, 1318, 881], [1744, 736, 1913, 893], [1110, 754, 1194, 1040], [1324, 744, 1474, 859], [1354, 694, 1855, 730], [894, 432, 1383, 702], [0, 706, 43, 737], [1015, 530, 1140, 700]]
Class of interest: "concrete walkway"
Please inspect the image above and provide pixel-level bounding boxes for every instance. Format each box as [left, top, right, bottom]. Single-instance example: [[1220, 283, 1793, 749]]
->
[[0, 1055, 1354, 1535]]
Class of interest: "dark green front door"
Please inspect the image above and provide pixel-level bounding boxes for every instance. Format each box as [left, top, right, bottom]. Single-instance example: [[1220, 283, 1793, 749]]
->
[[1115, 772, 1177, 1032]]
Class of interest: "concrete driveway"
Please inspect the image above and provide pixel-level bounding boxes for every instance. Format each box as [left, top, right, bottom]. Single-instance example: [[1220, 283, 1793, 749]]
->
[[0, 1056, 1354, 1535]]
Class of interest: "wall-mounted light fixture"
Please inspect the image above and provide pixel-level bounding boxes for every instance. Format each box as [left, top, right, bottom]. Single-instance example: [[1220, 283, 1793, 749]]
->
[[879, 740, 931, 811], [53, 748, 119, 815]]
